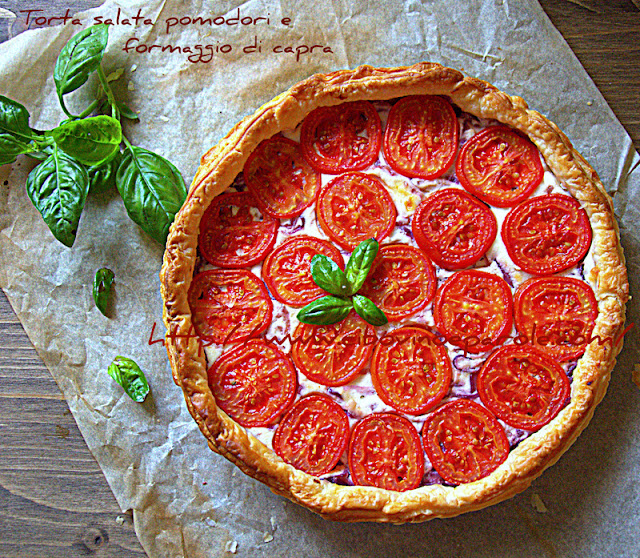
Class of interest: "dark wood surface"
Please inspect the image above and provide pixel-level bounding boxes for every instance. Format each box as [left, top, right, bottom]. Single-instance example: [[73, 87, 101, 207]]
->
[[0, 1, 639, 556]]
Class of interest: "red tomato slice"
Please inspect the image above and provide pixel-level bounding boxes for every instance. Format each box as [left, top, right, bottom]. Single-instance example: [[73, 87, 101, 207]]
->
[[359, 244, 436, 321], [199, 191, 279, 268], [433, 270, 514, 354], [412, 188, 497, 270], [348, 413, 424, 491], [477, 344, 571, 431], [208, 340, 297, 427], [371, 326, 452, 415], [514, 277, 598, 362], [291, 314, 375, 386], [316, 172, 397, 251], [262, 235, 345, 307], [300, 101, 382, 174], [244, 136, 321, 218], [273, 393, 350, 476], [456, 126, 543, 207], [502, 194, 592, 275], [188, 270, 272, 344], [423, 399, 509, 485], [383, 95, 459, 179]]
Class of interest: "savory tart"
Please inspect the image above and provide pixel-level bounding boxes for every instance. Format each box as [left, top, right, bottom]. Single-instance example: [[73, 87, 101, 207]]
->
[[160, 62, 628, 522]]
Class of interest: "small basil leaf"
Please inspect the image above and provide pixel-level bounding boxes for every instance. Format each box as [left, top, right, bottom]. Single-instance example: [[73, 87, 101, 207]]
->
[[297, 295, 352, 325], [89, 150, 121, 194], [107, 356, 149, 403], [116, 100, 139, 120], [345, 238, 379, 295], [26, 149, 89, 247], [51, 115, 122, 166], [352, 294, 388, 326], [116, 145, 187, 245], [54, 24, 109, 115], [310, 254, 350, 296], [93, 267, 115, 316], [0, 96, 37, 164]]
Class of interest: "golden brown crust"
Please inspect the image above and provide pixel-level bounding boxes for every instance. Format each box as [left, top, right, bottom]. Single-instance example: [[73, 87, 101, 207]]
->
[[159, 62, 628, 522]]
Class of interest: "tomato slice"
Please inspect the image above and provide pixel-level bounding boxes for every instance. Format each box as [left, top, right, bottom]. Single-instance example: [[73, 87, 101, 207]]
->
[[433, 270, 513, 354], [300, 101, 382, 173], [456, 126, 543, 207], [502, 194, 592, 275], [291, 314, 375, 386], [514, 277, 598, 362], [423, 399, 509, 485], [262, 235, 345, 307], [244, 136, 321, 218], [188, 270, 272, 344], [412, 188, 497, 270], [348, 413, 424, 491], [199, 191, 279, 268], [208, 340, 297, 427], [477, 344, 571, 431], [273, 393, 350, 476], [359, 244, 436, 321], [371, 326, 452, 415], [383, 95, 459, 179], [316, 172, 397, 251]]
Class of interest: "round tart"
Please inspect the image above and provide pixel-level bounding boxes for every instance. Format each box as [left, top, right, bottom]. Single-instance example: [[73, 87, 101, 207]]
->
[[160, 62, 628, 522]]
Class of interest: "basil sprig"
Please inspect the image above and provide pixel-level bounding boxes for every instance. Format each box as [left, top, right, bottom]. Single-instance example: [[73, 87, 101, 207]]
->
[[297, 238, 388, 327], [107, 356, 149, 403]]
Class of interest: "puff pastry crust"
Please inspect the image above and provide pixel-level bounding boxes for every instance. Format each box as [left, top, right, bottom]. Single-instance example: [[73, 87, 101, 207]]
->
[[160, 62, 628, 522]]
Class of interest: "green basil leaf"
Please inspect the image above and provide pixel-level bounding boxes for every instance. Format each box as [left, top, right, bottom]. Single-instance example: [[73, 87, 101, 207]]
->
[[54, 24, 109, 116], [352, 294, 388, 326], [116, 145, 187, 245], [89, 150, 121, 194], [310, 254, 350, 296], [26, 149, 89, 247], [116, 100, 139, 120], [345, 238, 379, 295], [51, 115, 121, 166], [107, 356, 149, 403], [297, 295, 352, 325], [0, 95, 37, 164], [93, 267, 115, 316]]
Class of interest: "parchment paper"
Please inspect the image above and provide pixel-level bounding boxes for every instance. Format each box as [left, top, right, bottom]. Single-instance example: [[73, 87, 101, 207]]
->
[[1, 1, 639, 557]]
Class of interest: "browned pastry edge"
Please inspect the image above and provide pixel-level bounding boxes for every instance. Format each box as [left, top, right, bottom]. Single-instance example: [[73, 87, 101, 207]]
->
[[159, 62, 629, 522]]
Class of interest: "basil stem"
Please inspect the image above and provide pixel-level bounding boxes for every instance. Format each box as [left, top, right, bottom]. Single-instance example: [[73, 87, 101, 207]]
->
[[352, 294, 388, 326], [345, 238, 379, 295], [297, 296, 353, 325], [107, 356, 149, 403], [310, 254, 350, 296], [51, 115, 122, 166], [93, 268, 115, 316]]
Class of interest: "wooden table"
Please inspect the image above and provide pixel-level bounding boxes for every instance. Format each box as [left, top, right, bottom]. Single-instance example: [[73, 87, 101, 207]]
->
[[1, 1, 638, 556]]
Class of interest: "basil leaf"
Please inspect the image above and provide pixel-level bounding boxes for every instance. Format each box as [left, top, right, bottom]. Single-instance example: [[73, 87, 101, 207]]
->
[[310, 254, 350, 296], [116, 145, 187, 245], [345, 238, 379, 295], [93, 267, 115, 316], [297, 295, 352, 325], [89, 150, 121, 194], [116, 100, 139, 120], [107, 356, 149, 403], [26, 149, 89, 247], [54, 24, 109, 116], [51, 115, 122, 166], [0, 96, 36, 163], [352, 294, 388, 326]]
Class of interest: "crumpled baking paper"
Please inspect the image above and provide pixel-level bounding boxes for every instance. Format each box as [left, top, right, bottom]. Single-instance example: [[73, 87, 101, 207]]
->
[[1, 0, 639, 556]]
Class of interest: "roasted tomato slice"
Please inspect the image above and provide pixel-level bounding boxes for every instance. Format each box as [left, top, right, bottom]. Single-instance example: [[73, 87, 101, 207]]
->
[[244, 136, 321, 218], [188, 270, 272, 344], [273, 393, 350, 476], [502, 194, 592, 275], [208, 340, 297, 427], [262, 235, 345, 307], [371, 326, 451, 415], [291, 314, 375, 386], [300, 101, 382, 174], [316, 172, 397, 251], [423, 399, 509, 485], [199, 191, 279, 268], [514, 277, 598, 362], [359, 244, 436, 321], [456, 126, 543, 207], [412, 188, 497, 270], [383, 95, 459, 179], [349, 413, 424, 491], [477, 344, 571, 431], [433, 270, 514, 354]]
